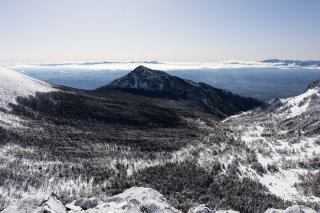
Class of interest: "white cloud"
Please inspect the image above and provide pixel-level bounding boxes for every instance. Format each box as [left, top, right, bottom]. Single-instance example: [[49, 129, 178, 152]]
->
[[4, 60, 320, 72]]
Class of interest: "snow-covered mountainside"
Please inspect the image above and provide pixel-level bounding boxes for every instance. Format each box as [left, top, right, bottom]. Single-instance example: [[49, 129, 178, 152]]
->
[[225, 80, 320, 203], [0, 67, 55, 111], [0, 67, 55, 129], [99, 65, 263, 118]]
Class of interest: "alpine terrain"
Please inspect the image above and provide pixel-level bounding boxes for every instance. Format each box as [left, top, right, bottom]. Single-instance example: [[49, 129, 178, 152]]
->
[[0, 66, 319, 213]]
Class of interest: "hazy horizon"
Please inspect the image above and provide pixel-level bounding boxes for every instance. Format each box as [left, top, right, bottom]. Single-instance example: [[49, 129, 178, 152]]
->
[[1, 0, 319, 63]]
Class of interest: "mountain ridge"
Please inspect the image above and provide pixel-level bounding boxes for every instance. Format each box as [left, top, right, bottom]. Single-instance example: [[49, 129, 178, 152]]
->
[[262, 59, 320, 67]]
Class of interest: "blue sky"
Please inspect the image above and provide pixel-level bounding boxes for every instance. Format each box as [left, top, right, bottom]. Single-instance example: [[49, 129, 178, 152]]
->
[[0, 0, 319, 63]]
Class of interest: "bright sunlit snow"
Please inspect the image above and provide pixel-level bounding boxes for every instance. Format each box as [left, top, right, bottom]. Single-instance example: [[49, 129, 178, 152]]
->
[[0, 67, 55, 111]]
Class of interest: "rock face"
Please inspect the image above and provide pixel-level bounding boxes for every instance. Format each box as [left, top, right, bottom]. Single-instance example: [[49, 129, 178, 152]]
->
[[1, 193, 67, 213], [264, 205, 317, 213], [99, 65, 263, 118]]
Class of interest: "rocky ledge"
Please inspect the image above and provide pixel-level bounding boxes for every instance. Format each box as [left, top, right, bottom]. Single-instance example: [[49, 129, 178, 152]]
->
[[1, 187, 316, 213]]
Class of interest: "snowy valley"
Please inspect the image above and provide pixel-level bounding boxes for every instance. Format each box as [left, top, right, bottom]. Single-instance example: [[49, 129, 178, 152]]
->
[[0, 66, 319, 212]]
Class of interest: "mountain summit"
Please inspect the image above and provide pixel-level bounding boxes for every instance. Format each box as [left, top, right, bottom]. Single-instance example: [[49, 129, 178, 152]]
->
[[99, 66, 263, 118], [106, 65, 172, 91]]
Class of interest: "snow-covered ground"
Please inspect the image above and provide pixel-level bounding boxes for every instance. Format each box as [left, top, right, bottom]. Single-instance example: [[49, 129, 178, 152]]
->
[[274, 87, 320, 119], [0, 67, 55, 110], [0, 67, 56, 129], [226, 84, 320, 203]]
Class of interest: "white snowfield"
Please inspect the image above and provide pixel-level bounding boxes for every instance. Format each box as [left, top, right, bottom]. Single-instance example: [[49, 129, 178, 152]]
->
[[0, 67, 55, 111], [2, 187, 316, 213], [227, 84, 320, 203], [272, 87, 320, 119]]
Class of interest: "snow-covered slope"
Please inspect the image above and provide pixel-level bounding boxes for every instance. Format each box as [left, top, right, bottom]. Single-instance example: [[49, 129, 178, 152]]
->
[[225, 80, 320, 203], [267, 87, 319, 119], [0, 67, 55, 111]]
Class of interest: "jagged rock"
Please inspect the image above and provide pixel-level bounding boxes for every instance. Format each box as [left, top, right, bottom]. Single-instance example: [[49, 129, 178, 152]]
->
[[265, 205, 317, 213], [1, 193, 67, 213], [74, 197, 98, 210], [188, 204, 239, 213], [188, 204, 215, 213]]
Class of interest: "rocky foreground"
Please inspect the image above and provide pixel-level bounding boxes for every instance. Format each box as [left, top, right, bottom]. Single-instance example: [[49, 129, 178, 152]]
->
[[2, 187, 316, 213]]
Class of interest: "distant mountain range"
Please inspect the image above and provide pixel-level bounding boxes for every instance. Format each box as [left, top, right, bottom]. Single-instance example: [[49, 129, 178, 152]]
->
[[262, 59, 320, 67], [15, 59, 320, 68]]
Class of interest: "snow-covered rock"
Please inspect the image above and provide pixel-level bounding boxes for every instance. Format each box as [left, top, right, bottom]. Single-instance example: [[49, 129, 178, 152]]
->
[[187, 204, 239, 213], [1, 193, 67, 213], [0, 67, 55, 111], [265, 205, 317, 213], [2, 187, 316, 213], [267, 86, 320, 119], [188, 204, 215, 213], [66, 187, 181, 213]]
